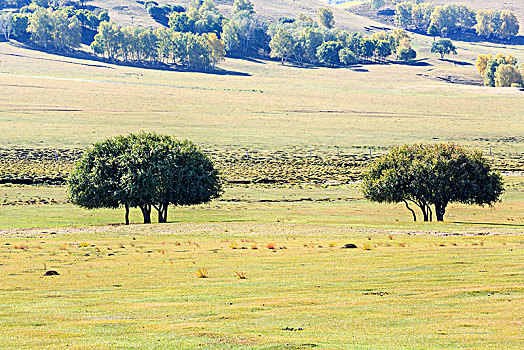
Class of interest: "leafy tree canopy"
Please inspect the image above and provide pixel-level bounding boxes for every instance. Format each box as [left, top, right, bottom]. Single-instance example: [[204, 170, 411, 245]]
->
[[431, 38, 456, 59], [68, 133, 222, 225], [362, 143, 504, 222]]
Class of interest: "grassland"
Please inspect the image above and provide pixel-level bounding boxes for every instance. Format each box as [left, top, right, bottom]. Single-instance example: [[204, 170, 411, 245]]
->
[[1, 2, 523, 347], [0, 174, 523, 230], [1, 42, 523, 151], [1, 223, 523, 349]]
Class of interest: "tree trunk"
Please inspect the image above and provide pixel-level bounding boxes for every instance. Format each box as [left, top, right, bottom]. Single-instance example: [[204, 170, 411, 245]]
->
[[435, 203, 447, 222], [404, 200, 417, 222], [419, 203, 429, 222], [158, 208, 164, 223], [125, 203, 130, 225], [155, 203, 169, 223], [163, 205, 168, 223], [140, 205, 151, 224]]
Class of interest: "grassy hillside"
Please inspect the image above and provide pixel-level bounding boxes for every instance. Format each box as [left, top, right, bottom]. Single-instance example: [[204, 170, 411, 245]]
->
[[1, 41, 522, 154], [89, 0, 379, 32]]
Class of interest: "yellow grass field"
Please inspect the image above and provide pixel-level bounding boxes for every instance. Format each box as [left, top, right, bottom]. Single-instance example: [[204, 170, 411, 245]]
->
[[0, 1, 523, 346], [1, 223, 523, 349]]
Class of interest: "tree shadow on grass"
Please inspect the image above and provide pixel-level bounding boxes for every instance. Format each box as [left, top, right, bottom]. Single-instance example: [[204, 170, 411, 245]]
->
[[6, 41, 251, 76], [231, 56, 267, 64], [439, 58, 473, 66], [451, 221, 524, 227], [388, 58, 432, 67], [350, 67, 369, 72]]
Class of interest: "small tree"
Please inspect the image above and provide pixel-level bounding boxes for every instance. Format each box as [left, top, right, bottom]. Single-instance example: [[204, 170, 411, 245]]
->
[[232, 0, 255, 17], [427, 23, 438, 41], [317, 7, 334, 29], [204, 32, 225, 69], [494, 64, 523, 87], [483, 58, 501, 87], [371, 0, 385, 10], [476, 54, 493, 75], [374, 40, 392, 61], [397, 47, 416, 62], [362, 143, 504, 222], [395, 2, 413, 28], [431, 39, 456, 59], [68, 133, 222, 224], [0, 12, 13, 40]]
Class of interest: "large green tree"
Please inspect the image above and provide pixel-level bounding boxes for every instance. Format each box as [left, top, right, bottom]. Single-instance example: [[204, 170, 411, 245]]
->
[[68, 133, 222, 224], [362, 143, 504, 222]]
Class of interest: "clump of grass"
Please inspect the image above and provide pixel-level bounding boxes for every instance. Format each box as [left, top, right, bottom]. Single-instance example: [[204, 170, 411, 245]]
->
[[79, 242, 89, 247], [329, 242, 336, 248], [362, 243, 372, 250], [266, 243, 276, 250], [236, 271, 247, 279], [196, 267, 208, 278]]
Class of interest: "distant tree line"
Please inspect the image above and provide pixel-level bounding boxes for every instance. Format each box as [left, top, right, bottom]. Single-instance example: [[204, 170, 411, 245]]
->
[[0, 0, 108, 48], [2, 0, 419, 70], [90, 21, 225, 69], [268, 13, 416, 65], [476, 53, 523, 88], [89, 1, 417, 69], [394, 2, 520, 40], [70, 0, 266, 69]]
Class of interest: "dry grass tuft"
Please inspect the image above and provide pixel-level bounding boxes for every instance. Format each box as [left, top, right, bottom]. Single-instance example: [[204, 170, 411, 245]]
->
[[235, 271, 247, 279], [196, 267, 208, 278]]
